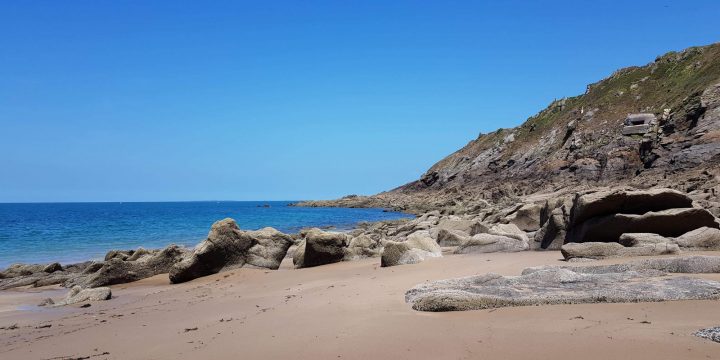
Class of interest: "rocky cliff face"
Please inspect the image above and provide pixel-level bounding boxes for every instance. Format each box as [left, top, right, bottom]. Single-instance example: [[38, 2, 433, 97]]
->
[[301, 43, 720, 214]]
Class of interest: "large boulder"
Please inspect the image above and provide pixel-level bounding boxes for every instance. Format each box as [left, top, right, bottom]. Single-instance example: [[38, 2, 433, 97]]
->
[[566, 208, 718, 243], [405, 266, 720, 312], [170, 219, 293, 283], [293, 229, 350, 268], [569, 188, 694, 227], [381, 231, 442, 267], [675, 227, 720, 250], [81, 245, 188, 288], [560, 242, 679, 260], [454, 233, 528, 254], [524, 255, 720, 275]]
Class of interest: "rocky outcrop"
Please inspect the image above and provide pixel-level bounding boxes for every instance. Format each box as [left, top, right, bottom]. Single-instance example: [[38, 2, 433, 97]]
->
[[569, 188, 693, 227], [567, 207, 718, 244], [560, 242, 679, 260], [454, 233, 528, 254], [406, 266, 720, 312], [170, 219, 293, 283], [381, 231, 442, 267], [436, 228, 469, 246], [293, 229, 350, 268], [54, 286, 112, 306], [78, 245, 188, 288]]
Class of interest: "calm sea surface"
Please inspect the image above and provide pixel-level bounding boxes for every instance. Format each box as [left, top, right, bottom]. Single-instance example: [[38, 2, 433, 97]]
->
[[0, 201, 411, 268]]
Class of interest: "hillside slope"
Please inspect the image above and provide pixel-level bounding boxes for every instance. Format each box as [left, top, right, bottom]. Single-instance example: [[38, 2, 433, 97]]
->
[[299, 43, 720, 213]]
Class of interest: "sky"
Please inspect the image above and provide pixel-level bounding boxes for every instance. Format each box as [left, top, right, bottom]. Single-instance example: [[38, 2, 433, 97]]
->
[[1, 1, 719, 202]]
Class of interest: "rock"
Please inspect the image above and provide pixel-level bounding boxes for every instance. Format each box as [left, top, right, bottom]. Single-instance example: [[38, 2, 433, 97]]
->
[[505, 203, 542, 231], [618, 233, 671, 247], [675, 227, 720, 250], [560, 242, 679, 260], [42, 263, 63, 273], [566, 208, 718, 243], [170, 219, 293, 283], [454, 233, 528, 254], [381, 231, 442, 267], [0, 264, 45, 278], [523, 255, 720, 275], [55, 286, 111, 306], [487, 223, 529, 243], [695, 327, 720, 343], [569, 188, 693, 227], [293, 229, 349, 268], [436, 218, 475, 233], [104, 250, 133, 261], [436, 228, 469, 246], [37, 298, 55, 307], [405, 267, 720, 312], [82, 244, 188, 288], [533, 208, 567, 250], [344, 235, 382, 260]]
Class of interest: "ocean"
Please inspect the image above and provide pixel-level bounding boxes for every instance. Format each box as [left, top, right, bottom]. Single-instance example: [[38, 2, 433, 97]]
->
[[0, 201, 412, 269]]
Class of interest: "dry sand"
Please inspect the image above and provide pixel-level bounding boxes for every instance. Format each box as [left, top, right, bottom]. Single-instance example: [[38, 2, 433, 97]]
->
[[1, 251, 720, 359]]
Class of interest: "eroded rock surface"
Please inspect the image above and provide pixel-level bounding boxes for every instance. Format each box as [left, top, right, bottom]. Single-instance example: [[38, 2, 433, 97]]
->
[[406, 266, 720, 312], [55, 286, 112, 306]]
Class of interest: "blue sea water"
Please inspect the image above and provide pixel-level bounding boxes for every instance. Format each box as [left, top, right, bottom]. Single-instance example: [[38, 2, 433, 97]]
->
[[0, 201, 412, 269]]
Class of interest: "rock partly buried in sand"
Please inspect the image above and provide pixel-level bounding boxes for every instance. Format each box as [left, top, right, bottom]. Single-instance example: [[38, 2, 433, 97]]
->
[[381, 230, 442, 267], [293, 229, 350, 268], [522, 255, 720, 275], [79, 245, 188, 288], [560, 242, 679, 260], [170, 219, 293, 283], [454, 233, 528, 254], [54, 286, 111, 306], [675, 227, 720, 250], [567, 208, 718, 244], [405, 267, 720, 312], [695, 327, 720, 343]]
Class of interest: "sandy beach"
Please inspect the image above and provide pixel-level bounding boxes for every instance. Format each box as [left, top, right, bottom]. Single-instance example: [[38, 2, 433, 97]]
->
[[2, 251, 719, 360]]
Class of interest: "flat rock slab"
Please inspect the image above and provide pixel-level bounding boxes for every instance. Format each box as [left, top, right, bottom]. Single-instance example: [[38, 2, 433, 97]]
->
[[695, 327, 720, 343], [405, 267, 720, 312]]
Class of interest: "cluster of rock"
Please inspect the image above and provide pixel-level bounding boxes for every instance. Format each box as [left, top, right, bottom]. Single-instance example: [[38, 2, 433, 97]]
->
[[405, 256, 720, 312], [5, 186, 720, 309]]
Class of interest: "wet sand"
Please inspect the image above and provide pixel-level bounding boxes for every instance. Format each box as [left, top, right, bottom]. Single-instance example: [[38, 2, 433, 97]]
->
[[1, 251, 719, 359]]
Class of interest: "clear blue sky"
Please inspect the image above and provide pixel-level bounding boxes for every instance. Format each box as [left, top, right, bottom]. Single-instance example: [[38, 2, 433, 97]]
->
[[1, 1, 719, 202]]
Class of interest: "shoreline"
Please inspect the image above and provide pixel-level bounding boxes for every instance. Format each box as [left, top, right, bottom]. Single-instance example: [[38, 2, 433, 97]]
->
[[0, 204, 413, 270], [2, 252, 720, 359]]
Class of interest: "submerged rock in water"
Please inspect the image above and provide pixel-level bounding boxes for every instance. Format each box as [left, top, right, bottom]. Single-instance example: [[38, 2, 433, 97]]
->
[[170, 219, 293, 283], [406, 266, 720, 312]]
